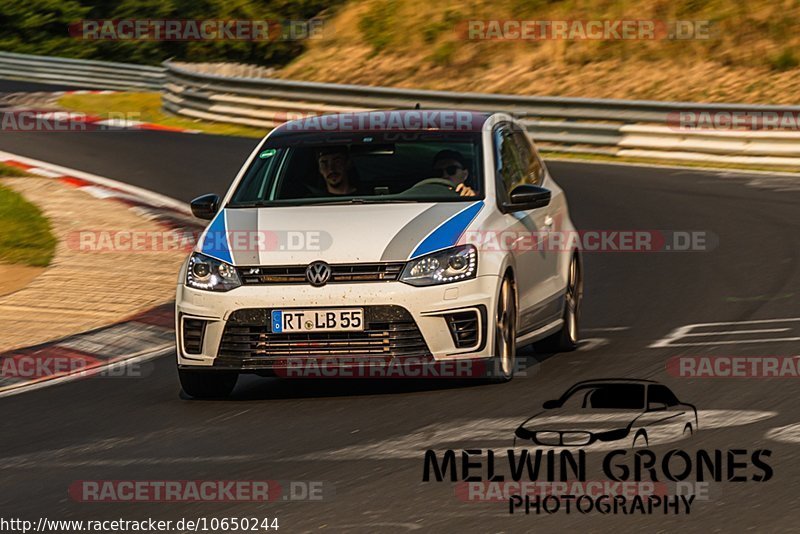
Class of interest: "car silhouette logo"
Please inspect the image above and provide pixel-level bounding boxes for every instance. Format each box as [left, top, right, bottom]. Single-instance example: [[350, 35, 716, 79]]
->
[[305, 261, 332, 287], [514, 379, 698, 449]]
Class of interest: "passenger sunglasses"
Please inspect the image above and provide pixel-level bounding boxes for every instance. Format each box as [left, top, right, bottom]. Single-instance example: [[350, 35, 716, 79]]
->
[[434, 165, 463, 176]]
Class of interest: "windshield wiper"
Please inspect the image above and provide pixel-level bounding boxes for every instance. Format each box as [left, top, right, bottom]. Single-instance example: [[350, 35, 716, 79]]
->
[[226, 201, 277, 208], [229, 198, 433, 208], [297, 198, 429, 205]]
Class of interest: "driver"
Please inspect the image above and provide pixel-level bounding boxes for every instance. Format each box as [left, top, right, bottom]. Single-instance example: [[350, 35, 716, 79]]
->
[[316, 146, 362, 196], [432, 150, 476, 197]]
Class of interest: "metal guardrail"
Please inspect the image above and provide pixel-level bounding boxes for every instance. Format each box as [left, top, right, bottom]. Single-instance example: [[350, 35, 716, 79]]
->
[[161, 61, 800, 166], [0, 52, 164, 91], [2, 52, 800, 167]]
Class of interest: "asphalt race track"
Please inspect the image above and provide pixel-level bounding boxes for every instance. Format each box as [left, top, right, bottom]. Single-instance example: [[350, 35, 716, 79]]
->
[[1, 94, 800, 530]]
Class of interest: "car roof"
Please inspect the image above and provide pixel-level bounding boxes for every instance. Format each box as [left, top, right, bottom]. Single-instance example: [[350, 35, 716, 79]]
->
[[270, 110, 493, 138], [566, 378, 660, 388]]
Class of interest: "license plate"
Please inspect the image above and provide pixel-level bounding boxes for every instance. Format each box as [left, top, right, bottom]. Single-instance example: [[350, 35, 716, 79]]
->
[[271, 308, 365, 333]]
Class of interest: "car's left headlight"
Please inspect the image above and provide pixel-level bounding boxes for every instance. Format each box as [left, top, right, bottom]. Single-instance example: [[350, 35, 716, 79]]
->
[[400, 245, 477, 286], [186, 252, 241, 292]]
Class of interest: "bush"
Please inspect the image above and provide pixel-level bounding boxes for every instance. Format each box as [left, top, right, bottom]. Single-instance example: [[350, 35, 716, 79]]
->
[[770, 48, 799, 71], [0, 0, 345, 66]]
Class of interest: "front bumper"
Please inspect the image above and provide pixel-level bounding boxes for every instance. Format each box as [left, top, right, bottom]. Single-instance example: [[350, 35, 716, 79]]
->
[[176, 275, 500, 369]]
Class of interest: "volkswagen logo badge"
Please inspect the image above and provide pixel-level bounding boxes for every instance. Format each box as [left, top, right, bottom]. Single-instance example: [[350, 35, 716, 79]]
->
[[305, 261, 331, 287]]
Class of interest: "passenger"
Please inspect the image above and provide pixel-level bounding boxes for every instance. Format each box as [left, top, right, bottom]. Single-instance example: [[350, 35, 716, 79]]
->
[[432, 150, 476, 197]]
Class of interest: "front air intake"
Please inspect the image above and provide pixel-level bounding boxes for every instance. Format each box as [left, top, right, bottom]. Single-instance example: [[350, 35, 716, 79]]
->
[[182, 317, 207, 354], [445, 310, 481, 349]]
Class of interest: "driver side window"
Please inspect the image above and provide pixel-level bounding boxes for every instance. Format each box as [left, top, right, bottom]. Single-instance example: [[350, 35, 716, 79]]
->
[[648, 385, 680, 407]]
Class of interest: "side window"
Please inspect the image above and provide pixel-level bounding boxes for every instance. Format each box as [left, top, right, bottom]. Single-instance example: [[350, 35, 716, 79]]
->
[[493, 123, 525, 203], [512, 127, 544, 186], [648, 385, 680, 407]]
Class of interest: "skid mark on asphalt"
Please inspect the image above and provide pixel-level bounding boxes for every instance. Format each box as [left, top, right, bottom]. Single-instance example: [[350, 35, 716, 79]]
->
[[0, 427, 258, 468], [741, 175, 800, 193], [577, 338, 609, 351], [291, 410, 776, 461], [703, 172, 800, 193], [765, 423, 800, 443], [650, 318, 800, 348]]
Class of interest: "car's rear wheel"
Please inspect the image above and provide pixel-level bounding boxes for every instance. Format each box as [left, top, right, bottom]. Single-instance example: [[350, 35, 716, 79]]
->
[[179, 369, 238, 399], [491, 276, 517, 382], [535, 252, 583, 353]]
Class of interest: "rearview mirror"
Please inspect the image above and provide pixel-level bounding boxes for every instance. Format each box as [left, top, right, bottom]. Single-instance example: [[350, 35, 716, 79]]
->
[[647, 402, 668, 411], [190, 194, 220, 220], [503, 184, 551, 212], [542, 399, 560, 409]]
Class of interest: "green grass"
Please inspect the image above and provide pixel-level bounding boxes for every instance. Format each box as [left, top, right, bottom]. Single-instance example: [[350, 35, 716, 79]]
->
[[58, 93, 266, 139], [0, 164, 29, 178], [0, 167, 57, 267]]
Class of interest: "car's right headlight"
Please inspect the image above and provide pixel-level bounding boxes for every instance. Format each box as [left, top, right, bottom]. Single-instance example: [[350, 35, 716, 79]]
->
[[186, 252, 241, 292], [400, 245, 477, 286]]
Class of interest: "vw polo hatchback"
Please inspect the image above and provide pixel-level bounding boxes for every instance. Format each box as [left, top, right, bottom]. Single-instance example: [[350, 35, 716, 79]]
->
[[176, 110, 583, 398]]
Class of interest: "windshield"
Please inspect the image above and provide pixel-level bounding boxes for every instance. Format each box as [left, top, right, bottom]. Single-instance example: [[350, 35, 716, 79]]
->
[[560, 384, 646, 410], [228, 132, 484, 207]]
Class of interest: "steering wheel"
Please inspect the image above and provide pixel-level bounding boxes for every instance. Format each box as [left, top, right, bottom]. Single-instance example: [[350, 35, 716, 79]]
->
[[411, 178, 457, 191]]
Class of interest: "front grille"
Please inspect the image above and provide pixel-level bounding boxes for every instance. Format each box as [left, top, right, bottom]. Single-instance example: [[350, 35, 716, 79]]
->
[[182, 318, 206, 354], [238, 262, 405, 285], [216, 306, 430, 368], [534, 431, 592, 446]]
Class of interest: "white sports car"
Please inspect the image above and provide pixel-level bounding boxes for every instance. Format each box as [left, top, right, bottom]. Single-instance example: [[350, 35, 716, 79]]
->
[[175, 110, 583, 398]]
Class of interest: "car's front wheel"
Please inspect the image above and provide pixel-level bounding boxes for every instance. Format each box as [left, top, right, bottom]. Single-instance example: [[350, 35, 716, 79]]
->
[[179, 369, 238, 399], [535, 252, 583, 353], [491, 276, 517, 382]]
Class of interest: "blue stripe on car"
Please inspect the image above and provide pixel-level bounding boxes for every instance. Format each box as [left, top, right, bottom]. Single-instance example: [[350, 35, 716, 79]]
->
[[200, 210, 233, 264], [410, 201, 484, 259]]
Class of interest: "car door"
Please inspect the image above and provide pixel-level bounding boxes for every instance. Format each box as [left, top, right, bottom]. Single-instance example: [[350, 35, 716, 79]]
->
[[511, 125, 562, 299], [493, 122, 553, 334], [636, 384, 694, 445]]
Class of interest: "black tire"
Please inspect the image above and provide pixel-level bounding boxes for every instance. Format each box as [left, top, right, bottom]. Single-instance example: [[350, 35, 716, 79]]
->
[[534, 252, 583, 353], [179, 369, 238, 399], [490, 276, 517, 383]]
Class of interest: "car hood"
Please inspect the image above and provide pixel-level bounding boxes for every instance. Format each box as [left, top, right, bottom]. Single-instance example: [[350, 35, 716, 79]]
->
[[197, 201, 484, 265], [517, 409, 645, 434]]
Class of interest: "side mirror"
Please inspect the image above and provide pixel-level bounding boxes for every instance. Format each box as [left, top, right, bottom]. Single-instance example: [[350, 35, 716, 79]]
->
[[190, 194, 220, 220], [647, 402, 668, 412], [542, 399, 560, 409], [503, 184, 551, 212]]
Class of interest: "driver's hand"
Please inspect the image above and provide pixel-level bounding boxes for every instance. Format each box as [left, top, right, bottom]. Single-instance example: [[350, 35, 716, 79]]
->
[[456, 183, 476, 197]]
